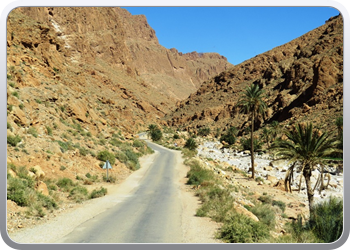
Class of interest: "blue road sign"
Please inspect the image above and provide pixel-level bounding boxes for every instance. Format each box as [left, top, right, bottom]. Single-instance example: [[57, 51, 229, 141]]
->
[[102, 160, 112, 169]]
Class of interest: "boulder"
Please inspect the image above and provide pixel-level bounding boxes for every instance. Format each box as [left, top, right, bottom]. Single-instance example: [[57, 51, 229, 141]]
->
[[32, 165, 45, 179], [35, 181, 49, 196], [263, 166, 273, 171], [266, 175, 278, 184], [233, 203, 259, 222]]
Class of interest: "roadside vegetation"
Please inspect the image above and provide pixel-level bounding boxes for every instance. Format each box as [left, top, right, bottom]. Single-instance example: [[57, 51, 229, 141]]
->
[[7, 120, 154, 221], [148, 109, 343, 243], [7, 163, 108, 218]]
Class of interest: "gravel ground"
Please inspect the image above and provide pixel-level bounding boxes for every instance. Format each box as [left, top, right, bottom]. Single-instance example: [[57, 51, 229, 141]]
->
[[197, 141, 344, 205], [7, 150, 223, 244]]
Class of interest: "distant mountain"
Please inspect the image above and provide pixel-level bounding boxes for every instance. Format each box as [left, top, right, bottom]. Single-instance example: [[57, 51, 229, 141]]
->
[[166, 15, 343, 136]]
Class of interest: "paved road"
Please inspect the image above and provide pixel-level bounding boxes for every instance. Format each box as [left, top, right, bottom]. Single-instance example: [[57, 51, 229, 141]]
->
[[57, 141, 183, 243]]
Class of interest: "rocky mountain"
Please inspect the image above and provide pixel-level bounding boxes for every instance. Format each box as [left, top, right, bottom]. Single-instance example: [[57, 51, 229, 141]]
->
[[166, 15, 343, 136], [7, 7, 232, 136]]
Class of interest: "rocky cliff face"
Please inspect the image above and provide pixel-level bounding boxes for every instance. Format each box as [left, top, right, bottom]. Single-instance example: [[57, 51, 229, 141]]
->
[[7, 7, 232, 135], [166, 15, 343, 135]]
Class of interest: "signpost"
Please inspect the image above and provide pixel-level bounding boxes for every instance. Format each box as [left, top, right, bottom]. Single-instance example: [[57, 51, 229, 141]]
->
[[102, 160, 112, 181]]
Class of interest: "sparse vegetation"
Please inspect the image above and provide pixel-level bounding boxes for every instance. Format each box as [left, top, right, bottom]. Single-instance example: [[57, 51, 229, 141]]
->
[[27, 127, 38, 138], [7, 135, 22, 147]]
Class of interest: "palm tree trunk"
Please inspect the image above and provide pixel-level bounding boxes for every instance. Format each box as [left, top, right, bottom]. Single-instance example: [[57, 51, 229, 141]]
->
[[251, 111, 255, 179], [304, 167, 315, 216]]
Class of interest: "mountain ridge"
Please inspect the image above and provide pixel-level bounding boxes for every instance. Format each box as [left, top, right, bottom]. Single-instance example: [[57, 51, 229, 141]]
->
[[165, 14, 343, 136]]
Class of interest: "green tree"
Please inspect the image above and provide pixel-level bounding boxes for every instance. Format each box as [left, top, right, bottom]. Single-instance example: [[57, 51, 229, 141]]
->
[[148, 124, 157, 133], [270, 123, 341, 216], [150, 129, 162, 141], [147, 124, 162, 141], [238, 84, 267, 179]]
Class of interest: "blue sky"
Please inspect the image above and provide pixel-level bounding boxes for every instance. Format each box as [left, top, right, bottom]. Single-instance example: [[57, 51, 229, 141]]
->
[[123, 7, 340, 65]]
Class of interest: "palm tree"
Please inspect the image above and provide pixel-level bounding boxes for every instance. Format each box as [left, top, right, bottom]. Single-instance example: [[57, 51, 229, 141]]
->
[[270, 123, 341, 215], [238, 84, 267, 179], [261, 127, 272, 148], [270, 120, 281, 139]]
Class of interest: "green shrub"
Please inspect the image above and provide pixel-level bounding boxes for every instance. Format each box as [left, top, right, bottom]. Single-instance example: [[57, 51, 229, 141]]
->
[[97, 150, 116, 166], [186, 160, 213, 186], [198, 127, 210, 136], [37, 192, 58, 210], [125, 149, 139, 164], [69, 186, 89, 203], [173, 134, 180, 139], [79, 147, 89, 156], [284, 214, 319, 243], [7, 135, 21, 147], [7, 122, 12, 130], [308, 197, 343, 243], [220, 127, 238, 145], [196, 186, 235, 222], [184, 138, 197, 151], [240, 137, 263, 151], [46, 126, 53, 136], [115, 151, 128, 163], [250, 204, 276, 228], [132, 139, 144, 148], [19, 103, 24, 110], [218, 213, 270, 243], [272, 200, 286, 212], [90, 187, 107, 199], [258, 194, 273, 204], [7, 178, 30, 206], [56, 177, 74, 192], [110, 138, 122, 147], [102, 174, 116, 183], [57, 140, 69, 152], [182, 148, 197, 158], [12, 91, 19, 98], [27, 127, 38, 138]]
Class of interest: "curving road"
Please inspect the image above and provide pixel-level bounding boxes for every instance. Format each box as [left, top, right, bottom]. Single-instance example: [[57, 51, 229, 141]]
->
[[57, 141, 184, 243]]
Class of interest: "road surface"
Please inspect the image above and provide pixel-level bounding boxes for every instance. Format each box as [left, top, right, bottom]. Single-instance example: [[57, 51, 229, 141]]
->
[[57, 141, 183, 243]]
